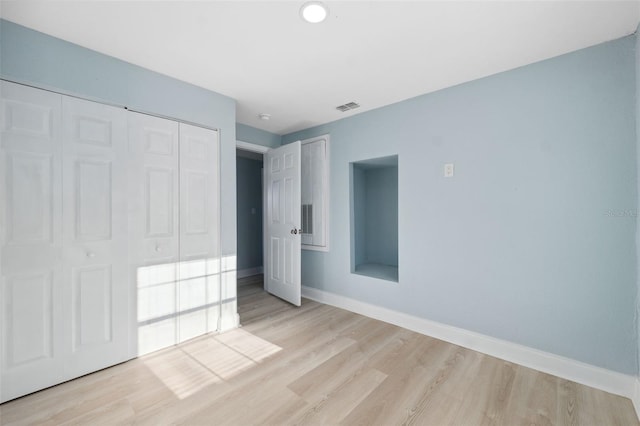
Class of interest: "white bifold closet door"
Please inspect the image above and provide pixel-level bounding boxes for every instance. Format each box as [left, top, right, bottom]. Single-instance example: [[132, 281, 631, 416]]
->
[[128, 113, 220, 356], [177, 123, 220, 343], [61, 96, 130, 376], [0, 81, 130, 402], [0, 81, 65, 402], [1, 81, 222, 402]]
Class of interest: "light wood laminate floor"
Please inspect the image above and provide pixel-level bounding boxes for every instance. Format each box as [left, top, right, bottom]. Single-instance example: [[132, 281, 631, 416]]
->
[[1, 275, 638, 425]]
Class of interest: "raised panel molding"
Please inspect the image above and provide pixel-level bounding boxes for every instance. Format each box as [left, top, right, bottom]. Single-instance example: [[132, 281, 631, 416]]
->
[[72, 266, 113, 350], [74, 116, 112, 147], [271, 157, 280, 173], [187, 137, 207, 160], [270, 237, 280, 281], [145, 168, 174, 237], [284, 239, 293, 285], [6, 153, 53, 244], [185, 171, 207, 235], [2, 100, 52, 138], [136, 260, 177, 323], [75, 160, 112, 241], [3, 273, 53, 368], [144, 128, 173, 156], [271, 180, 281, 223], [285, 177, 293, 225], [284, 152, 294, 170]]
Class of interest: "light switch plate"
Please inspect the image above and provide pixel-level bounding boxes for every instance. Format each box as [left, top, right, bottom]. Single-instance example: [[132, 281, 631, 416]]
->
[[444, 163, 454, 177]]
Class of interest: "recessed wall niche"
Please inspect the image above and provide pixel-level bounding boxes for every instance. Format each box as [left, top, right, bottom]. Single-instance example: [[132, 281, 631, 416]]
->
[[350, 155, 398, 282]]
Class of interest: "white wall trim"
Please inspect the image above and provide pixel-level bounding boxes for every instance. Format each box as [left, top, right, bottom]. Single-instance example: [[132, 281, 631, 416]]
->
[[237, 266, 264, 279], [300, 134, 330, 253], [237, 140, 270, 154], [632, 378, 640, 420], [302, 285, 638, 403], [302, 244, 330, 252]]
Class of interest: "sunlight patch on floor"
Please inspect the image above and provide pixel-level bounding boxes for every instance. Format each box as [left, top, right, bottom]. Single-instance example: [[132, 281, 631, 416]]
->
[[142, 349, 222, 400], [142, 328, 282, 399], [215, 328, 282, 363], [181, 329, 283, 380]]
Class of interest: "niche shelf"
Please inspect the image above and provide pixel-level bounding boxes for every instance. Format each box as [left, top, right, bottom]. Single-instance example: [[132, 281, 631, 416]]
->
[[350, 155, 399, 282]]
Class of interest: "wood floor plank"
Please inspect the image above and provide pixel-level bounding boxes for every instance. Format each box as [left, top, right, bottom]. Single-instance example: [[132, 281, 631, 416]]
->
[[288, 320, 402, 402], [291, 368, 388, 426], [340, 341, 462, 425], [1, 274, 637, 426]]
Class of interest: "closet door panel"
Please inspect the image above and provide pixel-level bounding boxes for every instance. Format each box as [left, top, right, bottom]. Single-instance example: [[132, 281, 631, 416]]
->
[[5, 152, 54, 245], [146, 168, 175, 237], [0, 81, 64, 402], [128, 112, 179, 355], [62, 96, 129, 376], [178, 123, 220, 340]]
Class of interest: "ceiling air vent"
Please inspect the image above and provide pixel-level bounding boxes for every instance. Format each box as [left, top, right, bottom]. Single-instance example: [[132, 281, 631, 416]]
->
[[336, 101, 360, 112]]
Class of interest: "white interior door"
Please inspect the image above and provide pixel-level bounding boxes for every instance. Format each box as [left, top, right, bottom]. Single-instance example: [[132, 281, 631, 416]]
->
[[61, 96, 129, 376], [264, 141, 301, 306], [178, 123, 220, 342], [0, 81, 65, 402], [128, 112, 180, 356]]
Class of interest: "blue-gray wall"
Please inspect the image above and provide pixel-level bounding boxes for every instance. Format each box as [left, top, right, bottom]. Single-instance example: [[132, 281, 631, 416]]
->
[[0, 19, 238, 258], [284, 35, 638, 374], [351, 166, 367, 268], [364, 166, 398, 267], [236, 156, 263, 271], [351, 165, 399, 268], [237, 123, 281, 148]]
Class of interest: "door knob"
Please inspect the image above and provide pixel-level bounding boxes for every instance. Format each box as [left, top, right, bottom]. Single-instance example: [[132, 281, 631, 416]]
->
[[86, 252, 96, 258], [155, 245, 162, 252], [291, 229, 298, 235]]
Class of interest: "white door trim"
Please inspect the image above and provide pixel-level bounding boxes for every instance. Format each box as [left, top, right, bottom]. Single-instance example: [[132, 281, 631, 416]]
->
[[236, 139, 269, 293], [236, 140, 270, 154]]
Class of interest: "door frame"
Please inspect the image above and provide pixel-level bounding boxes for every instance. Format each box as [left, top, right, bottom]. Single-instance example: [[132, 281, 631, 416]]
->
[[237, 140, 270, 155], [236, 140, 270, 291]]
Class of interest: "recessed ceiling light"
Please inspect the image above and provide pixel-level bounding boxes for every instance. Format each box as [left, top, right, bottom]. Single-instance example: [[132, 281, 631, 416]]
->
[[300, 1, 328, 24], [258, 113, 271, 121]]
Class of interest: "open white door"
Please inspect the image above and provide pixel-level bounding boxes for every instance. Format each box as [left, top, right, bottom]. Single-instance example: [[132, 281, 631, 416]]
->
[[264, 142, 301, 306]]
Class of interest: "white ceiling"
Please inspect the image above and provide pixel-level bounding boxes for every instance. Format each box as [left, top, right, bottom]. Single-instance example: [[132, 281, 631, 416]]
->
[[2, 1, 639, 135]]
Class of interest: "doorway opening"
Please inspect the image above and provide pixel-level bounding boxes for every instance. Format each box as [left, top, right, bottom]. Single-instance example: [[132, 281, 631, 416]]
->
[[236, 139, 303, 308], [236, 147, 265, 285]]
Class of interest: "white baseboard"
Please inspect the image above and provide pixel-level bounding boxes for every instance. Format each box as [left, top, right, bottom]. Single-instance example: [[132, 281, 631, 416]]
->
[[633, 378, 640, 420], [302, 286, 638, 403], [219, 313, 241, 333], [237, 267, 263, 279]]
